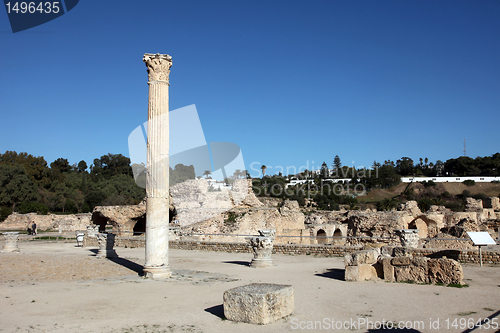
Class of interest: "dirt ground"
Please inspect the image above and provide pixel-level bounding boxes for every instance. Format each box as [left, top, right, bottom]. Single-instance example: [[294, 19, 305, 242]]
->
[[0, 240, 499, 333]]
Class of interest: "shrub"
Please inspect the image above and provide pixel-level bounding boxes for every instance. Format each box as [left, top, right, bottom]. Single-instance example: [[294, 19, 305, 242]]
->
[[17, 202, 48, 215], [417, 198, 443, 212], [422, 180, 436, 188], [224, 212, 239, 225], [442, 191, 452, 198], [461, 190, 471, 198], [472, 193, 488, 201], [462, 180, 475, 186], [377, 198, 400, 211], [444, 201, 465, 212]]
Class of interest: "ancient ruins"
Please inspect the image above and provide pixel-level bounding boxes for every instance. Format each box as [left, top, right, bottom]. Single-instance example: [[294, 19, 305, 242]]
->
[[344, 246, 464, 285], [2, 180, 500, 253]]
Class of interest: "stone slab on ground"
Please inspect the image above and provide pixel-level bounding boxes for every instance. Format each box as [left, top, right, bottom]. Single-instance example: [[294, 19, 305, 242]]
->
[[223, 283, 294, 324]]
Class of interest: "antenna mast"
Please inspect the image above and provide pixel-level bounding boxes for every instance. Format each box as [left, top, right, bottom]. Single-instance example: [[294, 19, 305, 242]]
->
[[463, 138, 467, 157]]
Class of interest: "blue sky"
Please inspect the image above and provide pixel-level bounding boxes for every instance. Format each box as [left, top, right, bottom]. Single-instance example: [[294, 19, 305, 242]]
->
[[1, 0, 499, 177]]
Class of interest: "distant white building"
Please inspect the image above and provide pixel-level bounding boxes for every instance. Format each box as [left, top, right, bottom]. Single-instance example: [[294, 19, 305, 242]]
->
[[286, 178, 353, 188], [401, 176, 500, 183], [206, 178, 232, 190]]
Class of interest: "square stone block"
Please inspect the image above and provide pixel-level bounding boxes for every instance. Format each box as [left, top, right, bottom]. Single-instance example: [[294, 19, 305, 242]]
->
[[391, 257, 411, 266], [344, 249, 380, 266], [223, 283, 294, 325], [345, 264, 377, 281]]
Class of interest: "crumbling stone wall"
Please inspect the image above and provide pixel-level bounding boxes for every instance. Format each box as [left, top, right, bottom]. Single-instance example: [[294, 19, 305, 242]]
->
[[0, 212, 90, 232], [345, 247, 464, 284]]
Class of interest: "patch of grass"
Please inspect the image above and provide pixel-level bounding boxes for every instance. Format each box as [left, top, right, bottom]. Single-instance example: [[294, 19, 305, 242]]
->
[[224, 212, 244, 225], [457, 311, 477, 316], [401, 280, 416, 284], [447, 283, 469, 288], [483, 307, 494, 312]]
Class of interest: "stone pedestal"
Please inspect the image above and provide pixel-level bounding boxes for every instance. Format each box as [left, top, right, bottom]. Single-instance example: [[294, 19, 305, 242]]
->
[[223, 283, 294, 324], [143, 53, 173, 280], [394, 229, 420, 248], [96, 233, 117, 258], [249, 230, 275, 268], [1, 232, 20, 253]]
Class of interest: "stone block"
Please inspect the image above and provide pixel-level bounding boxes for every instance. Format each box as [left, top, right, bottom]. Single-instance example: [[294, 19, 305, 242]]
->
[[223, 283, 294, 325], [394, 265, 428, 283], [381, 246, 394, 257], [411, 257, 429, 268], [345, 264, 378, 281], [393, 247, 413, 258], [344, 249, 380, 266], [392, 257, 411, 266], [380, 257, 395, 281], [428, 258, 464, 285]]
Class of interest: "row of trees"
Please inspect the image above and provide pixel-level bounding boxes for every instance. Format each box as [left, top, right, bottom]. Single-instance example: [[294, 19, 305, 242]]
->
[[323, 154, 500, 178], [252, 153, 500, 211], [0, 151, 146, 217], [294, 153, 500, 189]]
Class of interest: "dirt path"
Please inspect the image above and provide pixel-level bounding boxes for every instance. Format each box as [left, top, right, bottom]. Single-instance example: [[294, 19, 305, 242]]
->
[[0, 241, 499, 333]]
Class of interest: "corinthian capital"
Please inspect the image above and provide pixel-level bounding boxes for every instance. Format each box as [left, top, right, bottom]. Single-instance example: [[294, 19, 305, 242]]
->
[[143, 53, 173, 83]]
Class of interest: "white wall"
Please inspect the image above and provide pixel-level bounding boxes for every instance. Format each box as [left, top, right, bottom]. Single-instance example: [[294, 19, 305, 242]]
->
[[401, 176, 500, 183]]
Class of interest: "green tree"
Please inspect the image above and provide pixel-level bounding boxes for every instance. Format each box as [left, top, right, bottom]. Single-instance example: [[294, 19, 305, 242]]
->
[[170, 164, 196, 186], [396, 157, 414, 176], [0, 151, 48, 183], [332, 155, 341, 177], [261, 165, 267, 177], [320, 162, 329, 178], [77, 160, 88, 173], [91, 153, 133, 179], [0, 164, 40, 210], [50, 158, 72, 173]]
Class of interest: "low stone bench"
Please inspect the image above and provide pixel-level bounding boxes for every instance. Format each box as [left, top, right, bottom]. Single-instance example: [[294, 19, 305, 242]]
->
[[223, 283, 294, 324]]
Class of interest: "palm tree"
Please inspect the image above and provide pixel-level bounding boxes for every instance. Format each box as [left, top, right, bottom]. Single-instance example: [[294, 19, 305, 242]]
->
[[203, 170, 211, 178], [232, 169, 243, 179], [261, 165, 267, 177]]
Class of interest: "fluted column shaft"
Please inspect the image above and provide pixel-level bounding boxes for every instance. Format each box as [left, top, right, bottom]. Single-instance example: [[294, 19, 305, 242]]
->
[[143, 53, 172, 279]]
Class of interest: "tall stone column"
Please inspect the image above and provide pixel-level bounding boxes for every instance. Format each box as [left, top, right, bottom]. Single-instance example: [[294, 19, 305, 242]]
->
[[143, 53, 173, 279]]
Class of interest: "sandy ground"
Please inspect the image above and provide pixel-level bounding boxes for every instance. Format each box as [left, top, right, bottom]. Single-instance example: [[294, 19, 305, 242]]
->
[[0, 240, 499, 333]]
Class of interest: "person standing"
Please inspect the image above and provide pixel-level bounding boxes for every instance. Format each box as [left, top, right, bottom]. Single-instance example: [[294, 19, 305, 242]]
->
[[32, 222, 37, 236]]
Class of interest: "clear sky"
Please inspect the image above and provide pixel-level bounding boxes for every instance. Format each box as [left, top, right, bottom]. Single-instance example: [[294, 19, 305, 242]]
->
[[1, 0, 499, 177]]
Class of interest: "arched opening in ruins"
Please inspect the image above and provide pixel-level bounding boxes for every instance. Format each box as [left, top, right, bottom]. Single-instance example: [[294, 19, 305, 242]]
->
[[133, 214, 146, 235], [408, 219, 428, 239], [332, 229, 344, 245], [91, 211, 110, 233], [409, 216, 439, 238], [316, 229, 327, 244]]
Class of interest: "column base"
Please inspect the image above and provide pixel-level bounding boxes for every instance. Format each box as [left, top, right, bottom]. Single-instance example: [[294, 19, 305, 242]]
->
[[143, 265, 172, 279], [1, 245, 20, 253], [250, 258, 273, 268]]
